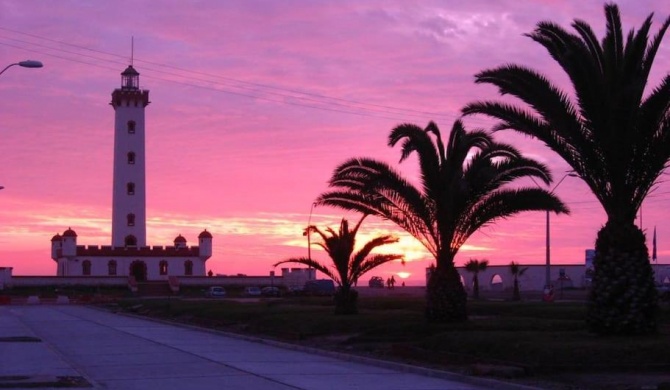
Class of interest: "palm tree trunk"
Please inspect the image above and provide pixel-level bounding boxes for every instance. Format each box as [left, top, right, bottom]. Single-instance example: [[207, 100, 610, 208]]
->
[[512, 278, 520, 301], [334, 285, 359, 315], [587, 221, 657, 335], [426, 264, 467, 322], [473, 275, 479, 300]]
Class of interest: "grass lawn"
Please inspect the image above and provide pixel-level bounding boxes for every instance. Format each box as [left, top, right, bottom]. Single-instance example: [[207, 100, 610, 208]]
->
[[111, 293, 670, 386]]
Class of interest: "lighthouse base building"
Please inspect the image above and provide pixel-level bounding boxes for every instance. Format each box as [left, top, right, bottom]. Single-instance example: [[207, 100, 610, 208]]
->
[[50, 230, 212, 281]]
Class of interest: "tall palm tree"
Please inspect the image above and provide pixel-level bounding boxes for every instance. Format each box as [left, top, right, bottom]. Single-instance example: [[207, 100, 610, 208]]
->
[[274, 215, 403, 315], [462, 3, 670, 334], [464, 258, 489, 300], [509, 261, 528, 301], [316, 120, 569, 322]]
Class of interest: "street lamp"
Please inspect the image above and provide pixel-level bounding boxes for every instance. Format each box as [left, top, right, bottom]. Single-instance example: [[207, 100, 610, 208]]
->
[[302, 202, 317, 261], [0, 60, 44, 76], [1, 60, 41, 196], [541, 172, 578, 291]]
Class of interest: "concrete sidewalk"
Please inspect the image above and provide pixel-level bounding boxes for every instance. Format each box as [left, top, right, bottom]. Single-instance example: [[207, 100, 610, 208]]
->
[[0, 305, 536, 389]]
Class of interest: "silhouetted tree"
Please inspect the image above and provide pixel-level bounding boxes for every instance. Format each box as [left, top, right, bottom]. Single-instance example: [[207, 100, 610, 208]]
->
[[509, 261, 528, 301], [275, 215, 403, 315], [317, 120, 568, 322], [463, 3, 670, 334], [465, 258, 489, 300]]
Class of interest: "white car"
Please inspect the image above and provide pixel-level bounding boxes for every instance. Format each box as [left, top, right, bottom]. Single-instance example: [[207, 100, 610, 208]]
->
[[205, 286, 226, 298], [244, 286, 262, 296]]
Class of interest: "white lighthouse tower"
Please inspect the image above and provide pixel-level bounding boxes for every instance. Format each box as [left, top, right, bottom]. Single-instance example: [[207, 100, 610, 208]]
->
[[111, 65, 150, 247]]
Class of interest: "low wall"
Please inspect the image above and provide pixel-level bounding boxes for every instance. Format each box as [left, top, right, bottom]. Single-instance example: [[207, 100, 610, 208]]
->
[[178, 276, 282, 287], [456, 265, 587, 291], [4, 276, 286, 289], [454, 263, 670, 291], [9, 276, 128, 288]]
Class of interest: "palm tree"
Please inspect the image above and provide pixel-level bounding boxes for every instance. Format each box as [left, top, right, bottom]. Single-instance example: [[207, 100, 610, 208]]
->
[[509, 261, 528, 301], [462, 4, 670, 334], [274, 215, 403, 315], [464, 258, 489, 299], [316, 120, 569, 322]]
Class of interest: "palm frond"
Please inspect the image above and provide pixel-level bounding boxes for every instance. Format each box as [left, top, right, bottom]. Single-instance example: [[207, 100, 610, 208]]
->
[[453, 188, 569, 251], [464, 4, 670, 225], [389, 122, 442, 199], [352, 235, 400, 269], [350, 254, 404, 285]]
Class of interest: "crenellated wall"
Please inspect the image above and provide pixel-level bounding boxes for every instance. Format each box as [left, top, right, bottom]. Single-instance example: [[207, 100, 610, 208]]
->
[[75, 245, 200, 257]]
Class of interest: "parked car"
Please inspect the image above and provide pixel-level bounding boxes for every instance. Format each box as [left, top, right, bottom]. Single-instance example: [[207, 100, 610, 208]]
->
[[368, 276, 385, 288], [286, 285, 304, 296], [261, 286, 281, 297], [244, 286, 262, 296], [303, 279, 336, 296], [205, 286, 226, 298]]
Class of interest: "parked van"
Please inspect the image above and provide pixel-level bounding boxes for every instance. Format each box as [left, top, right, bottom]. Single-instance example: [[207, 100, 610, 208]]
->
[[303, 279, 336, 296]]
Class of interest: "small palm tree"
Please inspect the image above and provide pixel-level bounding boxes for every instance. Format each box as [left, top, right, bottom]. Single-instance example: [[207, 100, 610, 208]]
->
[[464, 258, 489, 299], [274, 215, 403, 315], [317, 120, 568, 322], [509, 261, 528, 301]]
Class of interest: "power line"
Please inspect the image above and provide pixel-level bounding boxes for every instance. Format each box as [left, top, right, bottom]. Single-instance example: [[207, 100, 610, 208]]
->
[[0, 27, 480, 124]]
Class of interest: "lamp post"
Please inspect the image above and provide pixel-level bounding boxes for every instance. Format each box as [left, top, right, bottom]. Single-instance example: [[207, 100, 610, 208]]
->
[[302, 202, 317, 261], [542, 173, 578, 290], [0, 60, 43, 77], [0, 60, 41, 197]]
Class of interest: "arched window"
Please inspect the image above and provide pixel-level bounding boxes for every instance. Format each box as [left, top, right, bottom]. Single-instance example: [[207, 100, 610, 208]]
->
[[127, 152, 135, 164], [159, 260, 168, 276], [184, 260, 193, 276], [127, 213, 135, 227], [127, 120, 136, 134], [490, 274, 503, 291], [127, 182, 135, 195], [125, 235, 137, 247], [108, 260, 117, 276], [82, 260, 91, 276]]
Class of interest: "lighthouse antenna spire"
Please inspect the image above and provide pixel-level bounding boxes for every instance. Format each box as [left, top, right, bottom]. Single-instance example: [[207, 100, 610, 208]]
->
[[131, 36, 134, 66]]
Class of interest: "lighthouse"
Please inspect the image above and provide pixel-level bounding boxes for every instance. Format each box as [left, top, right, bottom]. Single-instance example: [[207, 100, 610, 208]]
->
[[110, 65, 150, 247], [51, 65, 212, 280]]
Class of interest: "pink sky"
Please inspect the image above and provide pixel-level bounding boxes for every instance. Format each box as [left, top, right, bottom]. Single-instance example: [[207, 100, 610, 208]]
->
[[1, 1, 669, 285]]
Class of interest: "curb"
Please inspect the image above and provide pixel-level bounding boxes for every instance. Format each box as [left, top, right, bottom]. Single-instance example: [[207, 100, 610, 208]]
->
[[104, 306, 542, 390]]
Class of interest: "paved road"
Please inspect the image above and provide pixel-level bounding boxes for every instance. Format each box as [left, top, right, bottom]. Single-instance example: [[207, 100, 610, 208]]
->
[[0, 305, 531, 389]]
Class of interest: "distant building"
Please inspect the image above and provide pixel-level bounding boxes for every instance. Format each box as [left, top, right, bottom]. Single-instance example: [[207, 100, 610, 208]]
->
[[50, 65, 212, 280]]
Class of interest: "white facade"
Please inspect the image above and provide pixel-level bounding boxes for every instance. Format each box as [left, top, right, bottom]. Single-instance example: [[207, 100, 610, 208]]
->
[[0, 267, 12, 290], [50, 66, 213, 281], [51, 231, 211, 280], [451, 263, 670, 291], [281, 267, 316, 289]]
